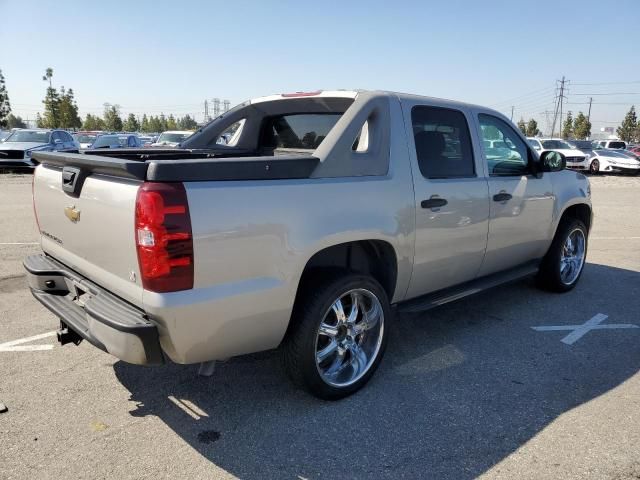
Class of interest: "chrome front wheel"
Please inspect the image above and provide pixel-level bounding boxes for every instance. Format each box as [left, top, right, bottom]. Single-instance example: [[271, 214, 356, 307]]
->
[[560, 228, 586, 285], [315, 288, 385, 388]]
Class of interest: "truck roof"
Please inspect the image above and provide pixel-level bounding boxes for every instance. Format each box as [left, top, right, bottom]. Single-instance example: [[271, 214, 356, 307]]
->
[[248, 89, 498, 116]]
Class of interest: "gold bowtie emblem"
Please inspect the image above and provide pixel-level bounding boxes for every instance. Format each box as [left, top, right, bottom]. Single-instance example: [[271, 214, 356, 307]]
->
[[64, 205, 81, 223]]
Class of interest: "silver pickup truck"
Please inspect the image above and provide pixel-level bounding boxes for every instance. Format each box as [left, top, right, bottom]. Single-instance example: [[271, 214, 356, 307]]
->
[[25, 90, 592, 399]]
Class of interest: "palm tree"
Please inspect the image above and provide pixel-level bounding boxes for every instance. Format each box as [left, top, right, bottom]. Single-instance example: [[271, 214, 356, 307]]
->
[[42, 68, 53, 88]]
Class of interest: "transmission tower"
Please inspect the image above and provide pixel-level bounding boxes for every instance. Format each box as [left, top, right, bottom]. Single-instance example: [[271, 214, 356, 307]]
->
[[212, 98, 221, 117], [550, 77, 568, 137], [223, 100, 230, 113]]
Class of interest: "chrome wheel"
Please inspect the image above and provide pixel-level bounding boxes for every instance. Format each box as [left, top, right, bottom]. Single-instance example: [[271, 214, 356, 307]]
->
[[560, 228, 586, 285], [314, 288, 384, 388]]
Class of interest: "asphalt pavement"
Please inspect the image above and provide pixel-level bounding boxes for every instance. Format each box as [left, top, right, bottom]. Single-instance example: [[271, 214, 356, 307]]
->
[[0, 172, 639, 479]]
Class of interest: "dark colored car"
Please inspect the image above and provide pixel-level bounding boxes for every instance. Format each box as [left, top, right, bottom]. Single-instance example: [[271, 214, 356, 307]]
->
[[89, 134, 142, 149]]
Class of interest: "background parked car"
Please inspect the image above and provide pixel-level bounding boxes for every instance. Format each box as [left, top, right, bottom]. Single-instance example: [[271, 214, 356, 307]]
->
[[89, 134, 142, 149], [588, 148, 640, 174], [0, 129, 78, 167], [527, 137, 587, 170], [592, 140, 627, 150], [73, 131, 102, 149], [137, 135, 155, 147], [150, 130, 193, 147]]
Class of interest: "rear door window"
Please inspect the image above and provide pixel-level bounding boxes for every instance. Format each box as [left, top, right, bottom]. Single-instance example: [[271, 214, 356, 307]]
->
[[260, 114, 342, 149], [410, 106, 475, 178]]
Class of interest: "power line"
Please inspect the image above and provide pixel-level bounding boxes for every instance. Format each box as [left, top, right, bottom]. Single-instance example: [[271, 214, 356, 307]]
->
[[571, 92, 640, 96], [571, 80, 640, 86]]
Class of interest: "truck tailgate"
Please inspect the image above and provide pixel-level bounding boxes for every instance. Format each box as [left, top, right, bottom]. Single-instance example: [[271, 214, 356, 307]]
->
[[33, 164, 144, 307]]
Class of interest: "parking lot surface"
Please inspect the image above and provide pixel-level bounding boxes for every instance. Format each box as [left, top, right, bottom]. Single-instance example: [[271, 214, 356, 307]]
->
[[1, 172, 639, 479]]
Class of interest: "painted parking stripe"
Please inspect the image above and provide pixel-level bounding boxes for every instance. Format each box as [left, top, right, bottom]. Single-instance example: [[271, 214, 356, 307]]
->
[[0, 242, 39, 245], [532, 314, 639, 345], [0, 331, 56, 352]]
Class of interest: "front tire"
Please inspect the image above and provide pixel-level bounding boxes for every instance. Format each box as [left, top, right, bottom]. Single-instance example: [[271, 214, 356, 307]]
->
[[537, 218, 588, 292], [281, 273, 390, 400], [589, 159, 600, 174]]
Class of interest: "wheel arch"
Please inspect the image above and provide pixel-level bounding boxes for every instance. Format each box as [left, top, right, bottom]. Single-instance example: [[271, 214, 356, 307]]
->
[[555, 202, 593, 237], [294, 240, 399, 303]]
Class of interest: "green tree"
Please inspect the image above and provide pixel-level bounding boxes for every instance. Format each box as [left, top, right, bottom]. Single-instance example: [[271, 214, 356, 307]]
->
[[123, 113, 140, 132], [178, 114, 198, 130], [6, 113, 26, 129], [36, 113, 44, 128], [148, 115, 162, 133], [103, 104, 123, 131], [572, 112, 591, 140], [0, 69, 11, 128], [82, 114, 104, 131], [166, 114, 177, 130], [517, 118, 526, 135], [525, 119, 540, 137], [159, 113, 168, 132], [562, 111, 573, 139], [140, 114, 150, 133], [58, 87, 82, 129], [40, 68, 61, 128], [616, 106, 637, 143]]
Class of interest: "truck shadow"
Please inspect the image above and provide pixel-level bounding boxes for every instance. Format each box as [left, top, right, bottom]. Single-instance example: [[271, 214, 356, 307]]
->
[[114, 263, 640, 479]]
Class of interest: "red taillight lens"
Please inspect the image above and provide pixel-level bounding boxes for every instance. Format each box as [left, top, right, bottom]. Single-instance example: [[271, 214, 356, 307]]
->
[[135, 182, 193, 292]]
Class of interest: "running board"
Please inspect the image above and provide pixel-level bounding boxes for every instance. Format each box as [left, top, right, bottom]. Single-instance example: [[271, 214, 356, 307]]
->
[[397, 262, 540, 314]]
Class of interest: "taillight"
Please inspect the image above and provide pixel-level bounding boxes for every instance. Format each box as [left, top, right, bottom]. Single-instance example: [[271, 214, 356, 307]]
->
[[135, 182, 193, 292]]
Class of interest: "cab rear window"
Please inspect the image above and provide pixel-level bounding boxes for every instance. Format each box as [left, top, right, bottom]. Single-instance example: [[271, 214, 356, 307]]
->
[[260, 113, 342, 149]]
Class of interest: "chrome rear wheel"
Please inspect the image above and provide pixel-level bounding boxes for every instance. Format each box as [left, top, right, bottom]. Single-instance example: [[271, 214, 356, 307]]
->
[[315, 288, 384, 388]]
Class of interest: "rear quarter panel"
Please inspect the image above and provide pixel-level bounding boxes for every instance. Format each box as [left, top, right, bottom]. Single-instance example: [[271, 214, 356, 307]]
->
[[145, 100, 417, 363]]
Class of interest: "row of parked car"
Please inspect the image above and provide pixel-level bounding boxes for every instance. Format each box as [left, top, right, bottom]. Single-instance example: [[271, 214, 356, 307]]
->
[[0, 128, 195, 168], [526, 137, 640, 175]]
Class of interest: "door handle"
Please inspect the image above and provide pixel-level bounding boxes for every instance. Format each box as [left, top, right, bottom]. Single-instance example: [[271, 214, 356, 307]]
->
[[493, 192, 512, 202], [421, 198, 448, 209]]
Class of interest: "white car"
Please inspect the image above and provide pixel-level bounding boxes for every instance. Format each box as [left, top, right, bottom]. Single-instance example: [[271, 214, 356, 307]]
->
[[150, 130, 194, 148], [592, 140, 626, 150], [588, 148, 640, 175], [527, 138, 587, 171]]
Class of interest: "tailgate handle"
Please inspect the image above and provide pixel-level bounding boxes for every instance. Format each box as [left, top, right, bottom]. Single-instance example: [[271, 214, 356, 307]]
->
[[61, 166, 85, 197]]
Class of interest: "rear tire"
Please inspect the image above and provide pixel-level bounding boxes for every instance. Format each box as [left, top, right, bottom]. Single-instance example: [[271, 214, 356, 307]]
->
[[281, 272, 391, 400], [537, 218, 588, 292]]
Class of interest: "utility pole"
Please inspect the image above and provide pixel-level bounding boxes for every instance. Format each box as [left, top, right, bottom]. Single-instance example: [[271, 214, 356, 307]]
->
[[558, 76, 565, 137], [203, 100, 209, 122], [550, 76, 567, 137], [510, 106, 514, 121], [587, 97, 593, 122]]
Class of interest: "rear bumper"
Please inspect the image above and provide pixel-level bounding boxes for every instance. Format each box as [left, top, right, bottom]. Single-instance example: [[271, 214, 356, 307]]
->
[[24, 254, 164, 365]]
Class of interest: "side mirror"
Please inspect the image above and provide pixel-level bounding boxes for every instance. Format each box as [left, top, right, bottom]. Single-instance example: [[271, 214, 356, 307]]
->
[[53, 138, 62, 145], [540, 150, 565, 172]]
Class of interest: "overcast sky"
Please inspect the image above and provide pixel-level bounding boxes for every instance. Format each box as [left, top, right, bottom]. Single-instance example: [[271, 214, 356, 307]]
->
[[2, 0, 639, 134]]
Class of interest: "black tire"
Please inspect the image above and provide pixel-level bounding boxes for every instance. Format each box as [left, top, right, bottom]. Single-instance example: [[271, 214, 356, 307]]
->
[[536, 218, 588, 293], [589, 159, 599, 175], [281, 272, 391, 400]]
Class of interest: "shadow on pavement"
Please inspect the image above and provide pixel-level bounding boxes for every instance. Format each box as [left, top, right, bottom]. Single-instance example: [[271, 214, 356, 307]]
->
[[114, 263, 640, 479]]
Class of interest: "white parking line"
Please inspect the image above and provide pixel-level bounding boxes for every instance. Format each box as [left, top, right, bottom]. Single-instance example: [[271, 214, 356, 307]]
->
[[591, 237, 640, 240], [532, 314, 639, 345], [0, 242, 39, 245], [0, 331, 56, 352]]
